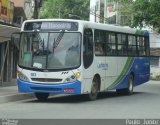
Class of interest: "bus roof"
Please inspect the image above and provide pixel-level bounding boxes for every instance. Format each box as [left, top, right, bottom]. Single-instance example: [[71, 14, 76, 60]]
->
[[22, 19, 148, 36]]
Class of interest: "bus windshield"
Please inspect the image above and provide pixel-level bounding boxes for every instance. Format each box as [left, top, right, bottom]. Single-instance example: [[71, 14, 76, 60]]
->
[[19, 32, 81, 70]]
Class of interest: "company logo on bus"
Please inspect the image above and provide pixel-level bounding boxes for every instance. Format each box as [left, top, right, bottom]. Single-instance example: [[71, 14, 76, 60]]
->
[[97, 63, 108, 70]]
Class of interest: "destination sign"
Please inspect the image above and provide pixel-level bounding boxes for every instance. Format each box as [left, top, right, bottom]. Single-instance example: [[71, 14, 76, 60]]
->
[[24, 21, 78, 31]]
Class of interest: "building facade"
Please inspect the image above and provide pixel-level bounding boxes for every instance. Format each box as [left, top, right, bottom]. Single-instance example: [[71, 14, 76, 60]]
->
[[12, 0, 34, 26], [90, 0, 131, 25]]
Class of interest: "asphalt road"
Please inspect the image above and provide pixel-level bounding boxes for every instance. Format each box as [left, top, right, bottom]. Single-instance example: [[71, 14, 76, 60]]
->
[[0, 80, 160, 119]]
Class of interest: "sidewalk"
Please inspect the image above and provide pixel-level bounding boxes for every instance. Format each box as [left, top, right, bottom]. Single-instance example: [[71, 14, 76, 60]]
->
[[150, 66, 160, 80], [0, 80, 34, 104]]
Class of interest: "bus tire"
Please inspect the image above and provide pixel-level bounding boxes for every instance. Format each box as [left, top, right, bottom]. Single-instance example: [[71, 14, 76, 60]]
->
[[35, 93, 49, 101], [116, 75, 134, 95], [87, 77, 99, 101]]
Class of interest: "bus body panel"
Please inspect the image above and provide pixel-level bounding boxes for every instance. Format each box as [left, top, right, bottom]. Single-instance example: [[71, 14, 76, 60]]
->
[[93, 56, 118, 91], [18, 79, 81, 94], [18, 67, 82, 84], [17, 66, 83, 94], [110, 57, 150, 90], [93, 56, 106, 91], [89, 56, 150, 90]]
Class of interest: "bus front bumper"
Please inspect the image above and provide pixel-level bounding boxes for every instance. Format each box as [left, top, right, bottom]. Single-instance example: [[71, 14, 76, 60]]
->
[[17, 79, 81, 94]]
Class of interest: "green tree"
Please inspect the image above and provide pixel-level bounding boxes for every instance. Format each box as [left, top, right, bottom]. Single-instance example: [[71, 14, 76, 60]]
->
[[132, 0, 160, 32], [40, 0, 90, 20], [113, 0, 160, 32]]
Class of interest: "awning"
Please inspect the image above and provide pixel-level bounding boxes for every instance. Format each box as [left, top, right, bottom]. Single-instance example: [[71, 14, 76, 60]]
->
[[0, 23, 20, 43]]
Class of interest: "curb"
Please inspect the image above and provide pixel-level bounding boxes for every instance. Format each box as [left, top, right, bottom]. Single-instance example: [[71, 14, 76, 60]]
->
[[0, 93, 35, 104], [0, 93, 68, 104]]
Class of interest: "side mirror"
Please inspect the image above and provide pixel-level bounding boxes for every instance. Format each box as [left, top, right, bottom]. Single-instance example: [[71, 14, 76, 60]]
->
[[11, 33, 20, 50]]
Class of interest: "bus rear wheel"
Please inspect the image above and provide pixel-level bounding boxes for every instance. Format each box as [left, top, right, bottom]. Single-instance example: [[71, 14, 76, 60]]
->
[[35, 93, 49, 101], [116, 75, 134, 95], [87, 77, 99, 101]]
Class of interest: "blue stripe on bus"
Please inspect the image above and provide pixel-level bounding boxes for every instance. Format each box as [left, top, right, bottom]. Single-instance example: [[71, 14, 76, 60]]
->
[[113, 57, 150, 90], [17, 79, 81, 94]]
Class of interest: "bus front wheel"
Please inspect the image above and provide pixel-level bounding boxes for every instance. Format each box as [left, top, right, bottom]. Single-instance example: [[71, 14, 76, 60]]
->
[[35, 93, 49, 101], [87, 77, 99, 101], [116, 75, 134, 95]]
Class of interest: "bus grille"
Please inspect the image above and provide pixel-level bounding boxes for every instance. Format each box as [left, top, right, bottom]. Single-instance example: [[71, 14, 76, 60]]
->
[[31, 78, 62, 82], [31, 87, 62, 91]]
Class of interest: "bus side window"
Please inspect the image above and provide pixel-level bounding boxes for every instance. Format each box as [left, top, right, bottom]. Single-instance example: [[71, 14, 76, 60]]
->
[[95, 30, 105, 56], [107, 33, 116, 56], [83, 28, 93, 69]]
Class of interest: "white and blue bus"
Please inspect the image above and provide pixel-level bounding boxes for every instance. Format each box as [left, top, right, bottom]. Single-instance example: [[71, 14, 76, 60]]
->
[[16, 19, 150, 101]]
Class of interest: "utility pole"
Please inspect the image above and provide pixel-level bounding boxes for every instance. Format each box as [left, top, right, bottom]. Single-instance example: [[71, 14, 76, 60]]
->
[[34, 0, 38, 19], [58, 2, 61, 18], [89, 0, 96, 22], [34, 0, 42, 19], [116, 1, 119, 25], [94, 6, 96, 22]]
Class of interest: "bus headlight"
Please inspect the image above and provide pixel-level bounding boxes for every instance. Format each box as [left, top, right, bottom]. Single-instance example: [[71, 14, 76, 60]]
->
[[75, 72, 81, 78], [18, 72, 30, 82], [64, 75, 77, 83]]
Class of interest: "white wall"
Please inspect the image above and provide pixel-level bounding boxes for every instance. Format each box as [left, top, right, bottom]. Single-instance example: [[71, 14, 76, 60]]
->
[[89, 0, 96, 22], [150, 33, 160, 48]]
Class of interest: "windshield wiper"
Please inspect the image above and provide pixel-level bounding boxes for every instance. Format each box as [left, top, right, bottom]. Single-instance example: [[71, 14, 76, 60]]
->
[[53, 30, 65, 50]]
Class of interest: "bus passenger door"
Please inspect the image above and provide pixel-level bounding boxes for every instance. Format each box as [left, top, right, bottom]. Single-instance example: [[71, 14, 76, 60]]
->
[[82, 28, 94, 93]]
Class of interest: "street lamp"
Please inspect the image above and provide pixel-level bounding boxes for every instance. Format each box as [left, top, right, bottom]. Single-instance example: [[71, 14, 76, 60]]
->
[[68, 14, 81, 20]]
